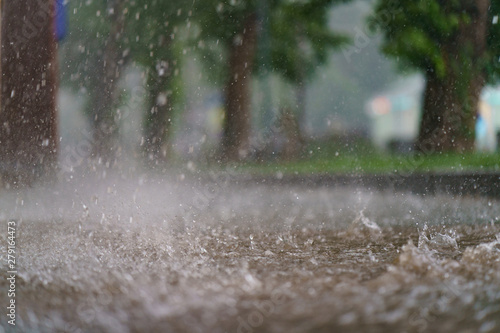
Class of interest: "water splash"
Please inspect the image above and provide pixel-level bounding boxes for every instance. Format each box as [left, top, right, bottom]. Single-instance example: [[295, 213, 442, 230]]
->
[[418, 223, 459, 253], [347, 210, 383, 239]]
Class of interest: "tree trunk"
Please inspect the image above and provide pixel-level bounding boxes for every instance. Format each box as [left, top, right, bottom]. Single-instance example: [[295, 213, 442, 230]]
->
[[143, 62, 174, 166], [295, 80, 307, 141], [279, 107, 304, 161], [221, 14, 258, 161], [417, 72, 476, 152], [416, 0, 489, 153], [90, 0, 126, 166], [294, 27, 308, 142], [0, 0, 58, 186]]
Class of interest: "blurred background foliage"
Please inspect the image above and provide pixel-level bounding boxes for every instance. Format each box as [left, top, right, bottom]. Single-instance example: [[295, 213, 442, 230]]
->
[[55, 0, 500, 174]]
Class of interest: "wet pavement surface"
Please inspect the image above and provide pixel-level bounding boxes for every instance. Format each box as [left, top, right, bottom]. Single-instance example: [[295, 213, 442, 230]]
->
[[1, 174, 499, 332]]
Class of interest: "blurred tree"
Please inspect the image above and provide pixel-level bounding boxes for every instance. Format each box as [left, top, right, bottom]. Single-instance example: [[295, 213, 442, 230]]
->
[[0, 0, 58, 186], [125, 0, 189, 165], [372, 0, 500, 153], [193, 0, 349, 161], [193, 1, 259, 161], [61, 0, 189, 167], [59, 0, 127, 166], [91, 0, 128, 165], [59, 1, 108, 102], [267, 1, 348, 146]]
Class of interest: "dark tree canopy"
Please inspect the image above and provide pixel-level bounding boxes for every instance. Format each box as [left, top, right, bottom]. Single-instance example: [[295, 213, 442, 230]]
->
[[193, 0, 348, 82], [267, 0, 348, 83], [372, 0, 500, 81]]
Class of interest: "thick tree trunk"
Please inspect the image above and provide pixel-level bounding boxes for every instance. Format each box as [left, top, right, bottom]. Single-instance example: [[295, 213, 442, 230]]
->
[[90, 0, 126, 166], [417, 72, 479, 152], [416, 0, 489, 153], [143, 63, 174, 166], [0, 0, 58, 186], [221, 14, 258, 161]]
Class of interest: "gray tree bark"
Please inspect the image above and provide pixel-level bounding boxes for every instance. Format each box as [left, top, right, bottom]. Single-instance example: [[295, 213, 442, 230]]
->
[[0, 0, 58, 186]]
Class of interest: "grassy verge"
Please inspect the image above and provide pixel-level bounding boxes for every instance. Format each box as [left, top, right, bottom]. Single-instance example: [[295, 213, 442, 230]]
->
[[240, 153, 500, 175], [237, 139, 500, 175]]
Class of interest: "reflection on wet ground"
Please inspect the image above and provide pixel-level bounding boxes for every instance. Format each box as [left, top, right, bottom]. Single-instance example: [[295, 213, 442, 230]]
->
[[0, 175, 499, 332]]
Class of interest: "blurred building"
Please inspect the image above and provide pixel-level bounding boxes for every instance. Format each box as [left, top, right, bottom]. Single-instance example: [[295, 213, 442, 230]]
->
[[479, 87, 500, 151], [366, 76, 500, 152]]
